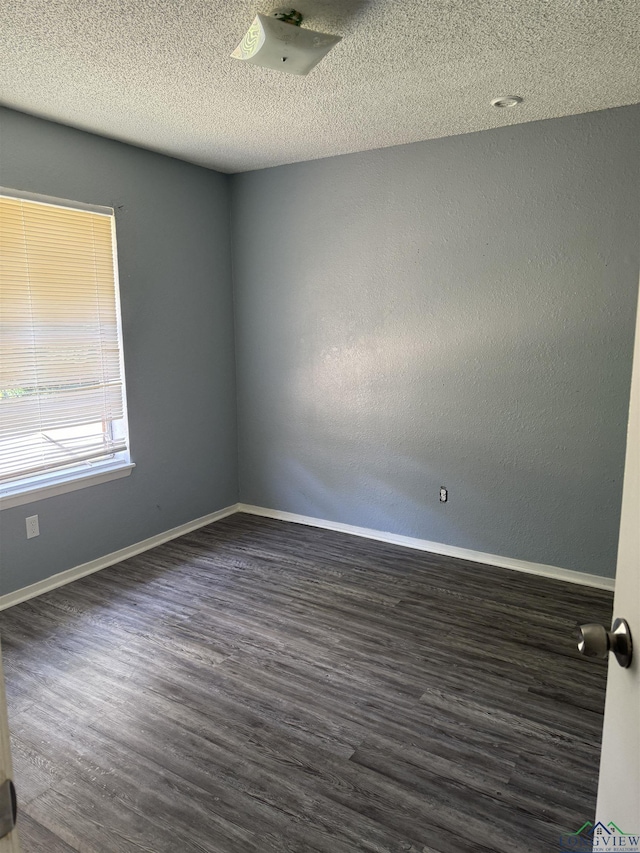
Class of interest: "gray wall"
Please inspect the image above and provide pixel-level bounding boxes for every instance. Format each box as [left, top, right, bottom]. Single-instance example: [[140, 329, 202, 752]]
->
[[0, 108, 238, 596], [2, 105, 638, 593], [232, 105, 640, 578]]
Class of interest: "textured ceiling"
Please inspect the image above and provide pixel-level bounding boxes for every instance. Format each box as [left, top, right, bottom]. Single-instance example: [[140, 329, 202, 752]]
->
[[1, 0, 639, 173]]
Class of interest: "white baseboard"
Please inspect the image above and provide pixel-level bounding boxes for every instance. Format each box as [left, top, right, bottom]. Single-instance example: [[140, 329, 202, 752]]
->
[[238, 503, 616, 592], [0, 503, 240, 611], [1, 499, 614, 611]]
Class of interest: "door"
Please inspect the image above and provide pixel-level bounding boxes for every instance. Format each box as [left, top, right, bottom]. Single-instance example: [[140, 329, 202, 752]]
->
[[595, 273, 640, 833], [0, 645, 19, 852]]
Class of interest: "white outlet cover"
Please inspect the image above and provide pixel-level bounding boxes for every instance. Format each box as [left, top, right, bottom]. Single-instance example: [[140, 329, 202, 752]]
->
[[26, 514, 39, 538]]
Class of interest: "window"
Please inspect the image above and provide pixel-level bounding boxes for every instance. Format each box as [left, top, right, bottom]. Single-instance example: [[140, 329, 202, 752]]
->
[[0, 189, 133, 509]]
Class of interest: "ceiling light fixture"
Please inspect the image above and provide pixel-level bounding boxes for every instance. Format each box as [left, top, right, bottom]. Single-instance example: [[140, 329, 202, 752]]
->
[[491, 95, 524, 108], [231, 9, 342, 76]]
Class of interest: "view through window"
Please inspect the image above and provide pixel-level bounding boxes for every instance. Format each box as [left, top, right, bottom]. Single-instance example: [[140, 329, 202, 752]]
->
[[0, 190, 130, 503]]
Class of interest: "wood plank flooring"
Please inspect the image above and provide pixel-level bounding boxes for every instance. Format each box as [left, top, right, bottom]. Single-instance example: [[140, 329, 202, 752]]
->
[[0, 513, 613, 852]]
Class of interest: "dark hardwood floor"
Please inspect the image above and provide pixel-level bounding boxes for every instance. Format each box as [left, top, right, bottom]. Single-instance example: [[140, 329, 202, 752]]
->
[[0, 513, 613, 852]]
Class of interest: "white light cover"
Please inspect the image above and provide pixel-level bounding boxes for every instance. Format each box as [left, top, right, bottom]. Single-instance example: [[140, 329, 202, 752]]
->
[[231, 14, 341, 76]]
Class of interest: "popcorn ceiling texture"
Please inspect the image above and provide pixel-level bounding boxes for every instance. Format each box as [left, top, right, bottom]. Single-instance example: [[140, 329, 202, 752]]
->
[[1, 0, 638, 173]]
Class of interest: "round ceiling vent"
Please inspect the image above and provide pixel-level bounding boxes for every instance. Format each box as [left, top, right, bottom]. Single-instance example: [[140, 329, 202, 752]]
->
[[491, 95, 524, 108]]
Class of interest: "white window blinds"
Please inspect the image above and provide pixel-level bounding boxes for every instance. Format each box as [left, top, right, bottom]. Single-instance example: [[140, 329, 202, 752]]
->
[[0, 192, 128, 484]]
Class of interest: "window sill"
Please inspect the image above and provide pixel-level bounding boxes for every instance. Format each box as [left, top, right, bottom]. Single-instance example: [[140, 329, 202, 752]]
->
[[0, 462, 135, 510]]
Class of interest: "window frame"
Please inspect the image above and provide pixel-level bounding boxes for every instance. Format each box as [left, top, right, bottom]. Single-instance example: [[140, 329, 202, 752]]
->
[[0, 187, 134, 510]]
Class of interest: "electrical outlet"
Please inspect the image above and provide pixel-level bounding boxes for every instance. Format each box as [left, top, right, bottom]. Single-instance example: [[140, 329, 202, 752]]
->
[[26, 515, 40, 538], [439, 487, 448, 503]]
